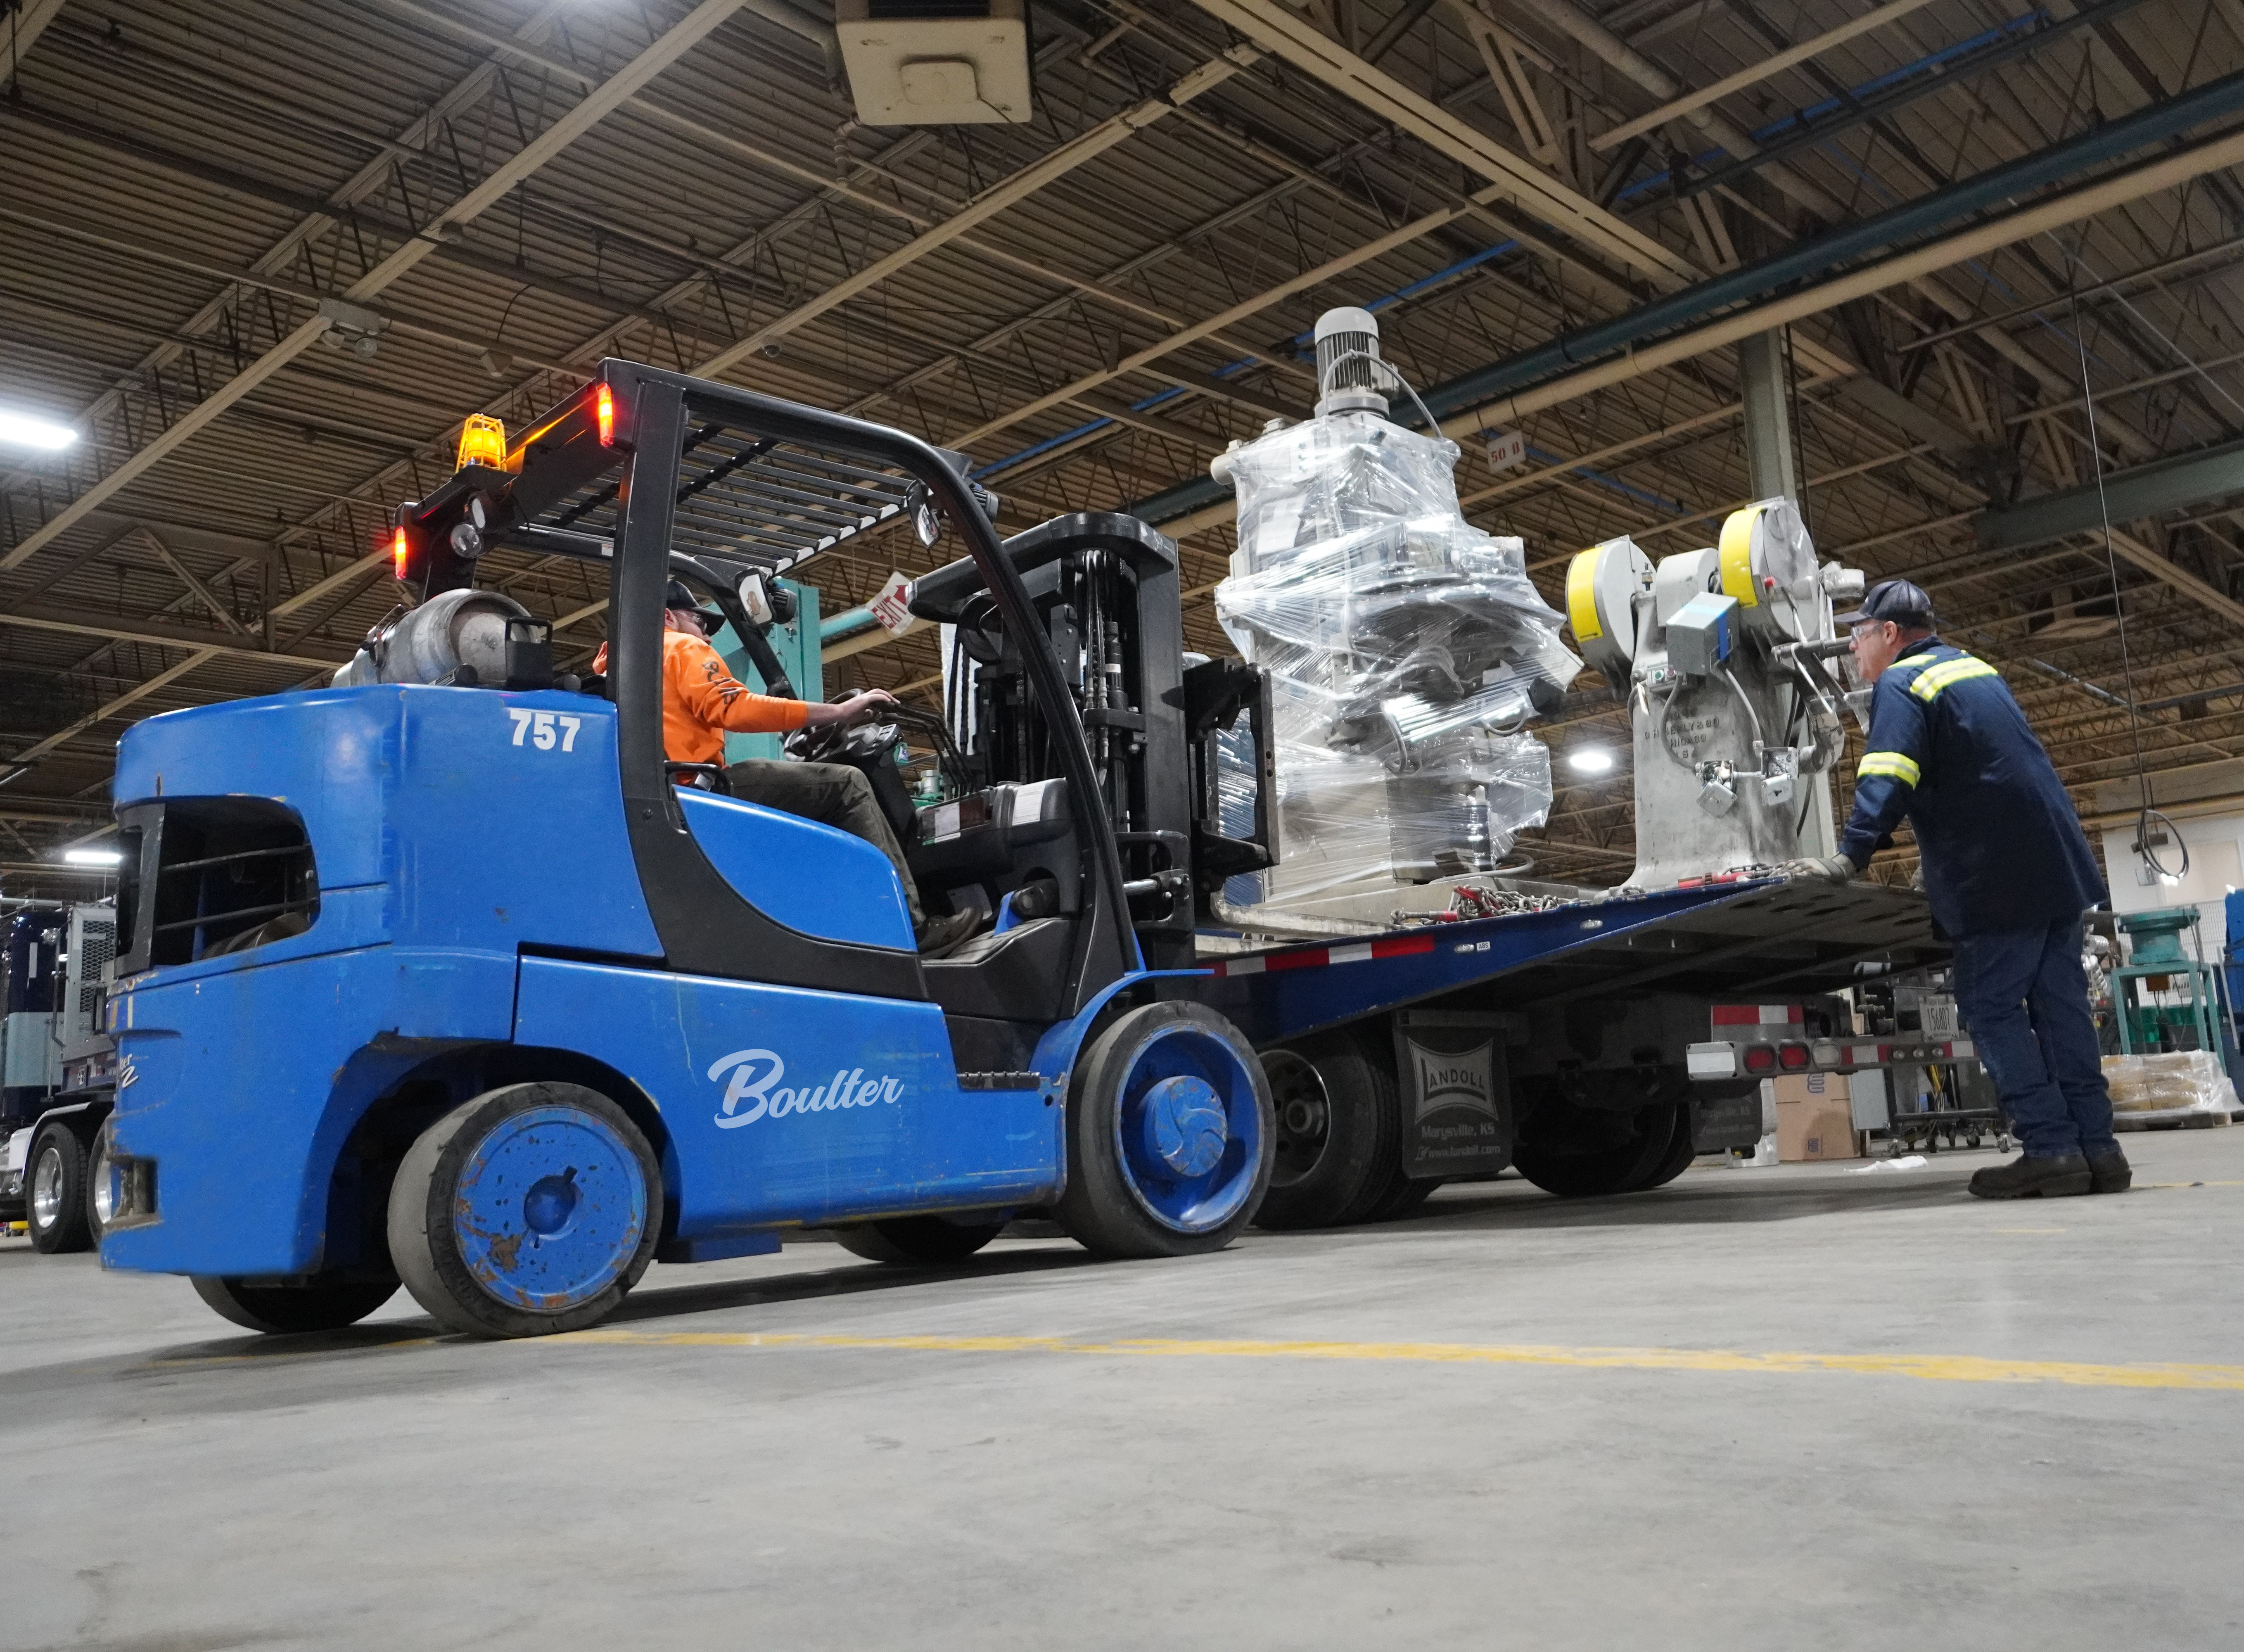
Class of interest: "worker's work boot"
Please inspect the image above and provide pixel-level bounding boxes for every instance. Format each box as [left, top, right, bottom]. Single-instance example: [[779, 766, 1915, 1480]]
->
[[2086, 1147, 2133, 1194], [1967, 1152, 2093, 1199], [915, 909, 985, 958]]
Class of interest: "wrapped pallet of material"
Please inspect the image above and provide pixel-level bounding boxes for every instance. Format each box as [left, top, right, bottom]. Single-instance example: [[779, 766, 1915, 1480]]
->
[[1213, 309, 1577, 922], [2102, 1049, 2238, 1127]]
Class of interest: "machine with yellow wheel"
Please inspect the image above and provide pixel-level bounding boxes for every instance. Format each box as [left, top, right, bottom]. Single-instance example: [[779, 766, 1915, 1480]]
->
[[1562, 499, 1862, 890]]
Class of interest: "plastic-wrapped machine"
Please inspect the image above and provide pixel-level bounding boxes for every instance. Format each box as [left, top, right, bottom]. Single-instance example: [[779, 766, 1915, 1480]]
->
[[2102, 1050, 2238, 1127], [1213, 315, 1577, 925]]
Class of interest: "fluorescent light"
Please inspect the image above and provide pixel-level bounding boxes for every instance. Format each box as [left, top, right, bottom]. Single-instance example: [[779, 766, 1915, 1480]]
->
[[0, 410, 79, 451], [1566, 747, 1615, 775], [62, 847, 122, 866]]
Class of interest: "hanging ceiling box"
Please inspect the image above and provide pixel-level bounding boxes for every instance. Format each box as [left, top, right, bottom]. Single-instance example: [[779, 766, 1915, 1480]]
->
[[836, 0, 1032, 125]]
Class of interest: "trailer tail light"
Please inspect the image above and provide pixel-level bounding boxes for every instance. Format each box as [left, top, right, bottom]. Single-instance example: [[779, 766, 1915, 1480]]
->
[[1685, 1042, 1739, 1080], [595, 382, 615, 446], [1778, 1042, 1810, 1071], [455, 413, 506, 472], [391, 525, 409, 580], [1741, 1043, 1777, 1074]]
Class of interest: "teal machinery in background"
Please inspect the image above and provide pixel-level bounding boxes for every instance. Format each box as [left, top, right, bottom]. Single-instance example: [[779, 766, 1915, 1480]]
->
[[2114, 906, 2244, 1108], [712, 578, 821, 763], [2114, 907, 2223, 1054], [711, 579, 921, 769]]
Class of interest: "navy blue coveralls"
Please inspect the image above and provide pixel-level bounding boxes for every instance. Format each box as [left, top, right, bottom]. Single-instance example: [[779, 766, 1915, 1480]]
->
[[1839, 637, 2116, 1159]]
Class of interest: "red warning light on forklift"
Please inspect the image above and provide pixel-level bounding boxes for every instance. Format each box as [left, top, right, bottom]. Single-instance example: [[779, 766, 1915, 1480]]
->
[[595, 382, 615, 446], [391, 525, 409, 580]]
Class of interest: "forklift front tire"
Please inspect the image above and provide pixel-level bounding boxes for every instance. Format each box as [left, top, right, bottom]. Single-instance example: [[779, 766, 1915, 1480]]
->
[[190, 1275, 401, 1334], [388, 1082, 662, 1338], [1056, 1002, 1273, 1260], [26, 1124, 91, 1255]]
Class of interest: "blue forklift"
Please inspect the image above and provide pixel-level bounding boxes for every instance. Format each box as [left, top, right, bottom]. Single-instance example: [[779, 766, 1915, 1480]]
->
[[97, 364, 1279, 1337]]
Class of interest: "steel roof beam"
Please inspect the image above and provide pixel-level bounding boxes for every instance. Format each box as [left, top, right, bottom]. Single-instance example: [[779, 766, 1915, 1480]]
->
[[0, 605, 345, 668], [1181, 0, 1701, 291], [0, 0, 66, 91], [1978, 438, 2244, 554], [1592, 0, 1940, 152]]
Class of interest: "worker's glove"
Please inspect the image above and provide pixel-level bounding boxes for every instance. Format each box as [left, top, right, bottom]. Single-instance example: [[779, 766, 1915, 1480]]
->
[[1780, 854, 1855, 884]]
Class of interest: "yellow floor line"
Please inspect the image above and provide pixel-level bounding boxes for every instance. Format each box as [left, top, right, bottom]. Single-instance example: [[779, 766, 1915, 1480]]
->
[[556, 1329, 2244, 1391]]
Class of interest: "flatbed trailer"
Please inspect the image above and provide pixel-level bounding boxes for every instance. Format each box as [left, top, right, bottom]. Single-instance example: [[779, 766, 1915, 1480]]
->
[[1183, 878, 1948, 1222]]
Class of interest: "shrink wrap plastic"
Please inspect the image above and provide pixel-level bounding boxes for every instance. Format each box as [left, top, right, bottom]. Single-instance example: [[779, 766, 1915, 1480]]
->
[[1215, 411, 1577, 911], [2102, 1049, 2237, 1125]]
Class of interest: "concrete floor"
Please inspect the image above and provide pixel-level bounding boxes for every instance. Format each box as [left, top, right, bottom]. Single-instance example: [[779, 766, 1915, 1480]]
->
[[7, 1129, 2243, 1652]]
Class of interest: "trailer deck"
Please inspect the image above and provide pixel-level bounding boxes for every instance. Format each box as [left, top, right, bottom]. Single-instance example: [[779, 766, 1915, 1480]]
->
[[1199, 878, 1945, 1047]]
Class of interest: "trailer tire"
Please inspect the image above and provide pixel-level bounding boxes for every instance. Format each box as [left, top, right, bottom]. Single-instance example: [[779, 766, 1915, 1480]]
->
[[1636, 1099, 1701, 1190], [1056, 1002, 1272, 1259], [388, 1082, 661, 1338], [26, 1123, 91, 1254], [190, 1275, 401, 1334], [835, 1216, 1007, 1264], [1364, 1174, 1443, 1222], [1253, 1028, 1399, 1230], [1513, 1099, 1683, 1197]]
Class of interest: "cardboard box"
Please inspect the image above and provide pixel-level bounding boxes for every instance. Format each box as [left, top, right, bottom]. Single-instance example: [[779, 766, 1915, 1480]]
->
[[1772, 1072, 1859, 1162]]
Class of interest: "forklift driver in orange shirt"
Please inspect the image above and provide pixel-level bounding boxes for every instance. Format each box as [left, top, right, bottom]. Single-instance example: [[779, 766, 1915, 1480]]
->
[[597, 580, 980, 956]]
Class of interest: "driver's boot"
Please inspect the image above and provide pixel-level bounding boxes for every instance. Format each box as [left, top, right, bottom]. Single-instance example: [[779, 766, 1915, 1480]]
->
[[915, 909, 983, 957]]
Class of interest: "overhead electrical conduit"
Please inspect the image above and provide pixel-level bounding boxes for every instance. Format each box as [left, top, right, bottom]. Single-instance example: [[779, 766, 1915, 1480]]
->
[[1421, 64, 2244, 423]]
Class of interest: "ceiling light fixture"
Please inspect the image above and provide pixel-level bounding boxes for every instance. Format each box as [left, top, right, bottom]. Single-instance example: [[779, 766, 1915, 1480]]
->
[[62, 847, 123, 866], [0, 409, 79, 451], [1566, 747, 1616, 775]]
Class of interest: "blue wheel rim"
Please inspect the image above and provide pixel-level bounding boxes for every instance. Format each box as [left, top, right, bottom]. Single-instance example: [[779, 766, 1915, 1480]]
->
[[453, 1104, 648, 1312], [1110, 1023, 1264, 1234]]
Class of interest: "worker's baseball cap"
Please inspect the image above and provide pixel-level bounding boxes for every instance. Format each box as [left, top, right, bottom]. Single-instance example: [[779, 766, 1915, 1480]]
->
[[664, 577, 726, 629], [1834, 578, 1936, 630]]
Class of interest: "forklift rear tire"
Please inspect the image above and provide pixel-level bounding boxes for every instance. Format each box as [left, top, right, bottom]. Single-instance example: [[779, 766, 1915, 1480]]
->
[[26, 1124, 92, 1255], [1253, 1028, 1398, 1230], [1513, 1100, 1684, 1198], [190, 1275, 401, 1334], [388, 1082, 662, 1338], [835, 1216, 1007, 1264], [1056, 1002, 1272, 1259]]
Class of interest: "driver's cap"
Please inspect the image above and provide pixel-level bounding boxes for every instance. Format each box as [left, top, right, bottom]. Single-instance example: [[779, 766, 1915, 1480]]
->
[[1834, 577, 1935, 630], [664, 577, 726, 628]]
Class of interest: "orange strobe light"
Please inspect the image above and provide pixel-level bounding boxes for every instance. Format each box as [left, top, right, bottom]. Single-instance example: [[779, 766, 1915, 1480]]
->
[[595, 382, 616, 446], [392, 525, 409, 580], [455, 413, 506, 472]]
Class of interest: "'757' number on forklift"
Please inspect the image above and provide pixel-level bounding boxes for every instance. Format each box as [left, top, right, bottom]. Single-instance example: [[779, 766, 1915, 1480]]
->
[[508, 708, 582, 751]]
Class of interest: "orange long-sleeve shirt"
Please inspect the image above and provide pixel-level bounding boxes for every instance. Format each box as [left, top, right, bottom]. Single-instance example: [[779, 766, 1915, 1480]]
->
[[592, 628, 808, 764]]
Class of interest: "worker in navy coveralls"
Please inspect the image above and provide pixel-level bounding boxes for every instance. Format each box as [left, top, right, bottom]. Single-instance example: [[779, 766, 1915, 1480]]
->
[[1784, 580, 2127, 1199]]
